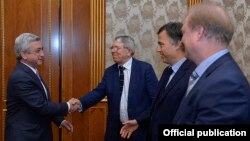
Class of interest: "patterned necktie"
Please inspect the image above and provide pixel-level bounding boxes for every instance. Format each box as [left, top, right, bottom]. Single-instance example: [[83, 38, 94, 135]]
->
[[36, 71, 48, 99], [119, 66, 125, 95], [36, 71, 42, 81], [185, 71, 199, 96]]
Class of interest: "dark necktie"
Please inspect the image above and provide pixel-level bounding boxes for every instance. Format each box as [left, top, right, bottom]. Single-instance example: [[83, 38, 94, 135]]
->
[[164, 67, 173, 88], [119, 66, 125, 95], [36, 71, 42, 81], [159, 67, 173, 97], [36, 71, 48, 99]]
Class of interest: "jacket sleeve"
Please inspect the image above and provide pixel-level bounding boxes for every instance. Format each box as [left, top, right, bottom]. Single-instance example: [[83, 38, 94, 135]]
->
[[136, 64, 158, 127]]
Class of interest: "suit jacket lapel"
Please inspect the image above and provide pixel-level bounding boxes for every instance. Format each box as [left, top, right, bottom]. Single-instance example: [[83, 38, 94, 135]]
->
[[175, 54, 231, 122], [153, 66, 171, 106], [164, 72, 184, 94], [39, 77, 51, 100], [18, 63, 49, 100], [112, 64, 121, 100], [128, 59, 137, 98], [164, 60, 190, 94], [151, 66, 169, 113], [155, 60, 191, 109], [175, 54, 231, 121], [186, 53, 230, 99], [158, 67, 171, 96]]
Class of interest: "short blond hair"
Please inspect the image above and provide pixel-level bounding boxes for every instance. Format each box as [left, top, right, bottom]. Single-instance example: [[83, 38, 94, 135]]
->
[[186, 2, 234, 45]]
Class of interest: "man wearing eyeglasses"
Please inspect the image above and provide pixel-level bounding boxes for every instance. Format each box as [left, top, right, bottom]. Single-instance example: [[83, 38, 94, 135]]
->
[[119, 22, 196, 141], [77, 35, 158, 141]]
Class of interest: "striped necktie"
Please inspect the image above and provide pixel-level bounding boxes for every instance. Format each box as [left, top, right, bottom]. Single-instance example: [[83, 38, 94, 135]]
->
[[119, 66, 125, 95]]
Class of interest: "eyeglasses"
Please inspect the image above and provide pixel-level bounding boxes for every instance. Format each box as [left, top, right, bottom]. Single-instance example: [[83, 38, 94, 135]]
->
[[109, 46, 124, 51]]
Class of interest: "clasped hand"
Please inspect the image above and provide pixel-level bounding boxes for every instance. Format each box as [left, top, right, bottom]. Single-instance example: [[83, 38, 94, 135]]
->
[[67, 98, 82, 113]]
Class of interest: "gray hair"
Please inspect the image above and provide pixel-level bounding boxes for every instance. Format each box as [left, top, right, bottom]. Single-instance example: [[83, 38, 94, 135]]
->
[[114, 35, 136, 55], [15, 33, 41, 61]]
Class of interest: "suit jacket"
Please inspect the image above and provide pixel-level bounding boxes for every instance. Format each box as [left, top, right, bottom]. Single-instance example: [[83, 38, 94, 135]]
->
[[136, 59, 196, 141], [79, 58, 158, 141], [5, 62, 68, 141], [173, 53, 250, 124]]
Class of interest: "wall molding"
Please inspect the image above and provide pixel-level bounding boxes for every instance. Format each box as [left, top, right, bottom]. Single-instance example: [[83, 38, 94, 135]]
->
[[188, 0, 203, 7], [90, 0, 105, 89], [1, 1, 6, 140], [47, 0, 52, 90]]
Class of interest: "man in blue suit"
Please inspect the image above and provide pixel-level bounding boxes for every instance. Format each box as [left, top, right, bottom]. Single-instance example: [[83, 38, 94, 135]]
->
[[120, 22, 196, 141], [78, 35, 158, 141], [173, 2, 250, 124], [5, 33, 80, 141]]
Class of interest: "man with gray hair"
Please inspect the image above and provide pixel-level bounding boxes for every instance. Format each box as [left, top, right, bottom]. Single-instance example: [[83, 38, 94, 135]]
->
[[5, 33, 80, 141], [120, 22, 196, 141], [77, 35, 158, 141]]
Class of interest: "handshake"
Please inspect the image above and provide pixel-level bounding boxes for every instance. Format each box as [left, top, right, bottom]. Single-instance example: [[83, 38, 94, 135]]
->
[[67, 98, 82, 113]]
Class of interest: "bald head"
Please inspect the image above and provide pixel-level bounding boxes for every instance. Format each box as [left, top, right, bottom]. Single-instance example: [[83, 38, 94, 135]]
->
[[185, 2, 234, 45]]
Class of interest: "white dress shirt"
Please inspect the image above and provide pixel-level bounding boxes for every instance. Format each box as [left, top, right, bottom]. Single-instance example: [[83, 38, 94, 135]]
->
[[21, 62, 48, 99], [119, 57, 132, 123]]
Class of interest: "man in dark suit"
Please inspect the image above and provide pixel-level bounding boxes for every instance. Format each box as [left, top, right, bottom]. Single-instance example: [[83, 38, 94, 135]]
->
[[5, 33, 80, 141], [173, 2, 250, 124], [77, 35, 158, 141], [120, 22, 196, 141]]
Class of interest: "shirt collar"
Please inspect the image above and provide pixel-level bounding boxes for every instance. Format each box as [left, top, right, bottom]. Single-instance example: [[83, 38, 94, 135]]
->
[[119, 57, 132, 70], [21, 61, 37, 74], [170, 57, 187, 73], [195, 49, 228, 77]]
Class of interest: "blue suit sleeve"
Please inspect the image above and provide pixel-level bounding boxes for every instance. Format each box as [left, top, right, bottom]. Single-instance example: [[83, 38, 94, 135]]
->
[[79, 72, 107, 111]]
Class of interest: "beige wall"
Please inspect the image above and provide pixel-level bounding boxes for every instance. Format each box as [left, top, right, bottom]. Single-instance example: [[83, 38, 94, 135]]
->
[[106, 0, 250, 82]]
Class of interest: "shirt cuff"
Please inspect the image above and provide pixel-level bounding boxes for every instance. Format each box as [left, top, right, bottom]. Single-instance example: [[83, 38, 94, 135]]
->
[[78, 103, 83, 112], [66, 102, 71, 112]]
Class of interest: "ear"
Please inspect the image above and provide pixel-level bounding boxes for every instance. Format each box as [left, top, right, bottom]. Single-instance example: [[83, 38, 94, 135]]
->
[[21, 51, 27, 60], [126, 48, 133, 56], [196, 26, 205, 40], [175, 41, 184, 52], [176, 40, 182, 48]]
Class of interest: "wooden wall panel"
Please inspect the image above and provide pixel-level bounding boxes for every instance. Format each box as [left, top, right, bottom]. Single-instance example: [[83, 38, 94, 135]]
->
[[40, 0, 61, 140], [61, 0, 92, 140], [89, 102, 107, 141], [72, 1, 91, 140], [60, 0, 75, 140], [89, 0, 107, 140], [90, 0, 105, 89], [187, 0, 203, 7], [61, 0, 106, 141], [0, 1, 4, 140], [1, 0, 106, 140], [0, 1, 42, 140], [0, 0, 61, 140]]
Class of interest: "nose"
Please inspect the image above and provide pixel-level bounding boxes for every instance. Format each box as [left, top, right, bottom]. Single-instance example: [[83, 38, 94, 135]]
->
[[111, 48, 117, 53], [40, 50, 45, 57], [156, 45, 161, 52]]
